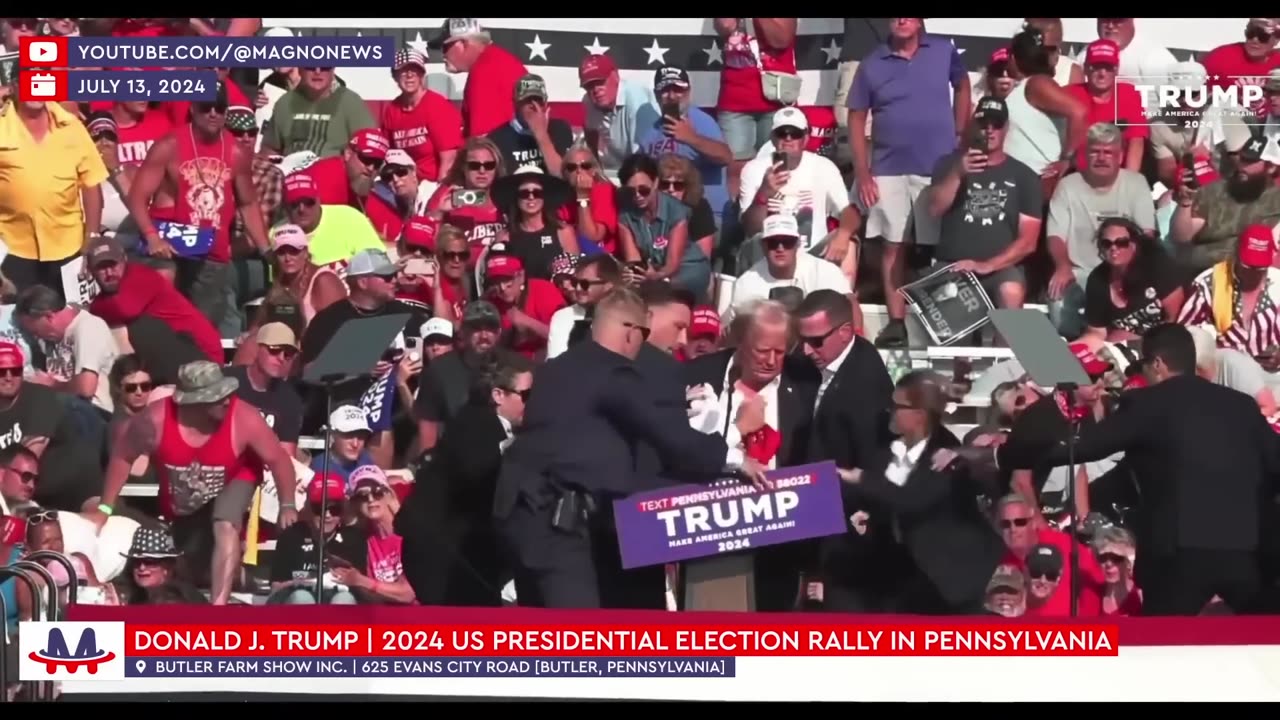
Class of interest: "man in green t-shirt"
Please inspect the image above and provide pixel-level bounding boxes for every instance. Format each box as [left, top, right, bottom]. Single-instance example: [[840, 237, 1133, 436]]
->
[[263, 68, 375, 158]]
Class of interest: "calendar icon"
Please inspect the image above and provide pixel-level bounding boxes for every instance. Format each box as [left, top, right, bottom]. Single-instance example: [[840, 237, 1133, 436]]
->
[[28, 72, 57, 97]]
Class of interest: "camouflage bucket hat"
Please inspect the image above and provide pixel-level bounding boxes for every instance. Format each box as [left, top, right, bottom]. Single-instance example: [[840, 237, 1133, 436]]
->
[[514, 74, 548, 103], [173, 361, 239, 406]]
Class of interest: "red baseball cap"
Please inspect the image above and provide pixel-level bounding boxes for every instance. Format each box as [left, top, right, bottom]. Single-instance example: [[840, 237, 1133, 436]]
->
[[1123, 374, 1148, 391], [989, 47, 1010, 64], [283, 172, 320, 204], [402, 216, 439, 250], [690, 306, 721, 339], [1238, 224, 1276, 268], [307, 471, 347, 504], [485, 254, 523, 278], [1085, 39, 1120, 67], [0, 341, 24, 368], [579, 53, 617, 86], [348, 128, 390, 160], [1068, 342, 1113, 377]]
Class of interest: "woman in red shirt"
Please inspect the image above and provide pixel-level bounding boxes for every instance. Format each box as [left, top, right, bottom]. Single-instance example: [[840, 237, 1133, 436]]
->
[[425, 137, 508, 266], [331, 466, 417, 605], [380, 47, 464, 182], [1094, 526, 1143, 616], [556, 142, 619, 255], [712, 17, 798, 189]]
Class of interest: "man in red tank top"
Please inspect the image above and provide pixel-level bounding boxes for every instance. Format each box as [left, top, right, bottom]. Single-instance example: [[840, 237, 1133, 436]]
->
[[89, 361, 298, 605], [124, 82, 273, 332]]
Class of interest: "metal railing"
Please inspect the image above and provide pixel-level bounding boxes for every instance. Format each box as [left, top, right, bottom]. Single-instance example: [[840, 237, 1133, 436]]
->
[[1, 551, 77, 702]]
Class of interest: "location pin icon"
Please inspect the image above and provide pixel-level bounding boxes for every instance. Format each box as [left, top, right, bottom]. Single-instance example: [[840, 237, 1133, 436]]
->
[[135, 660, 146, 673]]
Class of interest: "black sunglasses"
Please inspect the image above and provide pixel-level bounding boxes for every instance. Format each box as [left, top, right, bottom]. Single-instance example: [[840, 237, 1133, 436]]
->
[[659, 179, 686, 192], [193, 102, 228, 115], [381, 166, 412, 180], [1098, 237, 1133, 250], [623, 321, 651, 340], [1248, 25, 1274, 43], [564, 161, 594, 173], [438, 250, 469, 263], [1098, 551, 1128, 565], [1029, 569, 1061, 582], [764, 236, 799, 252], [572, 278, 607, 292], [308, 502, 343, 517], [1000, 517, 1031, 529], [799, 325, 839, 349], [502, 387, 532, 402], [263, 345, 299, 359], [466, 160, 498, 172], [518, 188, 544, 200], [358, 156, 385, 171], [0, 367, 22, 378], [774, 127, 806, 140], [230, 128, 258, 138], [122, 381, 154, 394]]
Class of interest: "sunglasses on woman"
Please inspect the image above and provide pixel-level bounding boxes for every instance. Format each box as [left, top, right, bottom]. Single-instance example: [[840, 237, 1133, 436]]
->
[[1098, 236, 1133, 251], [466, 160, 498, 172], [564, 161, 594, 173], [659, 179, 686, 192], [122, 381, 154, 394], [381, 166, 412, 180]]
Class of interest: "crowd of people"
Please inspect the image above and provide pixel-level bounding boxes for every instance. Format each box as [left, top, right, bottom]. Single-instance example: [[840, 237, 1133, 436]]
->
[[4, 17, 1280, 665]]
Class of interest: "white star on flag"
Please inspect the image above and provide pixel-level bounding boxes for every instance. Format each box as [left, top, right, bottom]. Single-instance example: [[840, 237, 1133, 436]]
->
[[643, 38, 669, 65], [703, 40, 723, 66], [525, 34, 551, 62], [949, 37, 966, 55], [821, 38, 841, 65], [406, 31, 429, 56], [584, 36, 610, 55]]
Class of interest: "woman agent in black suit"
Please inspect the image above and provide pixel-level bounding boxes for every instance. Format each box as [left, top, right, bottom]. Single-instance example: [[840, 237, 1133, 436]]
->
[[397, 354, 535, 606]]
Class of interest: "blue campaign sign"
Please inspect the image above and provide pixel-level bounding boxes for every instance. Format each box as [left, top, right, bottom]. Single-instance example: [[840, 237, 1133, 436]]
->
[[154, 221, 215, 257], [612, 461, 849, 569]]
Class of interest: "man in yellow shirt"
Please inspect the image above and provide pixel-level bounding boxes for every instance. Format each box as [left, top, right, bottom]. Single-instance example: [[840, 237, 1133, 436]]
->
[[0, 87, 107, 298], [278, 171, 382, 270]]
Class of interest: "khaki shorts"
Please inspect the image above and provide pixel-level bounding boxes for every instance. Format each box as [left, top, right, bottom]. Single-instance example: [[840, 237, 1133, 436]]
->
[[860, 174, 940, 247]]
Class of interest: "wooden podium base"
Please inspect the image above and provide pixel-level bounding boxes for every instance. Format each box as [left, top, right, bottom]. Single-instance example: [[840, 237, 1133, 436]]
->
[[681, 554, 755, 612]]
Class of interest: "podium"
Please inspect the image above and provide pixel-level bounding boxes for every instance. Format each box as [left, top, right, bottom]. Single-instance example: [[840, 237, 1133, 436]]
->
[[682, 555, 755, 612]]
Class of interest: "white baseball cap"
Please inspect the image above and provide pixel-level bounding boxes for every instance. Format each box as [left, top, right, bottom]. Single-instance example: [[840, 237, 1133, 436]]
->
[[329, 405, 371, 434], [761, 214, 800, 239], [421, 318, 454, 341], [385, 149, 415, 168], [771, 107, 809, 133], [263, 26, 295, 38]]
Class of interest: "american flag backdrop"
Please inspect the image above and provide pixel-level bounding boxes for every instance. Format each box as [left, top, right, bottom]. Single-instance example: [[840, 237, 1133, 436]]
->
[[262, 17, 1248, 117]]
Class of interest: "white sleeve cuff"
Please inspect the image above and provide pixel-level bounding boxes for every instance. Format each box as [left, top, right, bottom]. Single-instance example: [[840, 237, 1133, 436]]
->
[[725, 446, 745, 470]]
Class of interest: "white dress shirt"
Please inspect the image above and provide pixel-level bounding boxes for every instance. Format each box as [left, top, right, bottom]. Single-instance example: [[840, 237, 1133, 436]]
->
[[498, 414, 515, 454], [815, 338, 854, 411], [885, 437, 928, 488]]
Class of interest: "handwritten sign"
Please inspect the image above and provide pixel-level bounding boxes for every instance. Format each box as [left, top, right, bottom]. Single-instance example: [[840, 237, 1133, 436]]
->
[[258, 458, 315, 523], [612, 461, 848, 569], [60, 256, 100, 305]]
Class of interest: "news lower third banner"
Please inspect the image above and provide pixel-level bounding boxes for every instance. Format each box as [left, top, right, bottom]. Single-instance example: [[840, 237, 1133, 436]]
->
[[612, 461, 848, 569]]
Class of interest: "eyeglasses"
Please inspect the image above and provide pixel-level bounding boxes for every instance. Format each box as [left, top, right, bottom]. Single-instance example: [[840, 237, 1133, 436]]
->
[[354, 486, 390, 501], [1098, 237, 1133, 251], [263, 345, 299, 360], [122, 381, 154, 394], [572, 278, 607, 292], [799, 325, 838, 349], [623, 321, 651, 340], [288, 198, 317, 212], [518, 188, 544, 200], [774, 127, 805, 140], [10, 468, 38, 485], [466, 160, 498, 172], [1248, 25, 1274, 43], [764, 236, 799, 252], [502, 387, 532, 402], [0, 367, 22, 378], [1029, 569, 1060, 582], [1098, 551, 1128, 565], [659, 179, 686, 192], [1000, 517, 1031, 529], [628, 185, 652, 198], [439, 250, 469, 263], [308, 502, 343, 517], [358, 156, 385, 171], [381, 166, 412, 180], [27, 509, 56, 524], [564, 161, 594, 173], [193, 102, 228, 116], [230, 128, 258, 138]]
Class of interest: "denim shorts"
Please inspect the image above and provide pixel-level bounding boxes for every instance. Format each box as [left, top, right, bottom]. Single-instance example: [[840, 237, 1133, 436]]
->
[[717, 110, 775, 160]]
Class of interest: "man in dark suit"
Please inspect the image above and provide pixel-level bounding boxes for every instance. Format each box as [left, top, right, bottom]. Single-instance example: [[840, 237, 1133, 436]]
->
[[494, 287, 768, 609], [841, 371, 1006, 614], [399, 353, 535, 607], [685, 298, 819, 611], [998, 323, 1280, 615], [793, 289, 900, 611]]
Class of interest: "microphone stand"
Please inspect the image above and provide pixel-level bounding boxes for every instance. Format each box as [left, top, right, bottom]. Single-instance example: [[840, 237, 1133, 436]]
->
[[1056, 382, 1081, 618], [314, 375, 341, 602]]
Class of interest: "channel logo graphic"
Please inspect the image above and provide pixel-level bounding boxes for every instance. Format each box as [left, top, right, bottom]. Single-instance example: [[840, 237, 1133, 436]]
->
[[18, 622, 125, 681], [19, 36, 67, 66]]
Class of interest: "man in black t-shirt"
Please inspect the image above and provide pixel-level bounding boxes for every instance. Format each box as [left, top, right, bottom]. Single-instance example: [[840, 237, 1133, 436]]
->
[[0, 341, 101, 512], [269, 473, 368, 605], [227, 322, 305, 457], [300, 249, 428, 408], [414, 300, 512, 454], [929, 97, 1044, 309], [486, 74, 574, 176]]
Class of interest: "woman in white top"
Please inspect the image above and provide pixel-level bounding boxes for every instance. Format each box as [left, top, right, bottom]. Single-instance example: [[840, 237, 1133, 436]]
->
[[1003, 27, 1089, 190]]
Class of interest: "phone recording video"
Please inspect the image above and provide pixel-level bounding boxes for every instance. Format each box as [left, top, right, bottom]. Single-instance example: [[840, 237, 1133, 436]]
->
[[452, 188, 488, 208], [969, 126, 990, 154], [404, 257, 435, 276], [771, 151, 787, 168], [661, 101, 681, 120]]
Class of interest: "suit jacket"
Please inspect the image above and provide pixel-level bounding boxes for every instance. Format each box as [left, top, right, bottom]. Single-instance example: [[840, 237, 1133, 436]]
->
[[683, 348, 818, 469], [493, 340, 730, 520], [854, 428, 1005, 608], [633, 343, 696, 482], [1018, 374, 1280, 556]]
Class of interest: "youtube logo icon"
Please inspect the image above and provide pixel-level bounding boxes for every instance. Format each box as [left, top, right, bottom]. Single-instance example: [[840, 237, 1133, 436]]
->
[[20, 36, 67, 66]]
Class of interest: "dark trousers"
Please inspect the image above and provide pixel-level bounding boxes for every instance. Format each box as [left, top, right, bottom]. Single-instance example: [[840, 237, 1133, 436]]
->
[[1138, 548, 1262, 616], [1, 253, 78, 300], [176, 257, 230, 328], [501, 499, 666, 610]]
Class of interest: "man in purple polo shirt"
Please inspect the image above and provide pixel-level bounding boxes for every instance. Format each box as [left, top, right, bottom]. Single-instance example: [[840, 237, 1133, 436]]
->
[[849, 17, 971, 349]]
